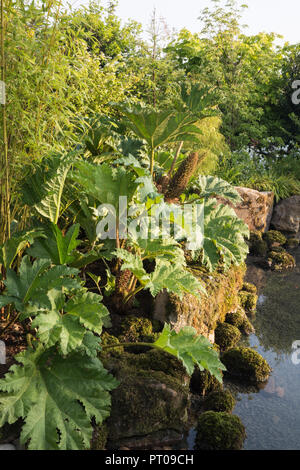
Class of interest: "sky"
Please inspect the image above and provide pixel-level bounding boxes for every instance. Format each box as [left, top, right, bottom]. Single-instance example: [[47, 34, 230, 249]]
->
[[107, 0, 300, 45]]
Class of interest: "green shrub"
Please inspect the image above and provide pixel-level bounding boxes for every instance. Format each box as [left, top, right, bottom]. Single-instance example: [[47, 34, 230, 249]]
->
[[239, 291, 258, 316]]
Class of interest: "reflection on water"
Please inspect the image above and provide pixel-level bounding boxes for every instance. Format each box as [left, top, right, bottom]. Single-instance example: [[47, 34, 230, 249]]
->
[[233, 249, 300, 450]]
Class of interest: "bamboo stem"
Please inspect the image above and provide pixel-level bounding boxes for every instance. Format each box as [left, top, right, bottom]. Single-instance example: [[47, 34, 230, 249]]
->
[[0, 0, 10, 243]]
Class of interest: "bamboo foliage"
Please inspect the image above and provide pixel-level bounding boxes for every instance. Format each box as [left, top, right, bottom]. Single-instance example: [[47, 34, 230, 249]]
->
[[0, 0, 10, 244]]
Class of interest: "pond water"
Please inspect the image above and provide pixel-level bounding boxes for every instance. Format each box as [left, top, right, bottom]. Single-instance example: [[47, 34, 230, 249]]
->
[[186, 248, 300, 450], [231, 248, 300, 450]]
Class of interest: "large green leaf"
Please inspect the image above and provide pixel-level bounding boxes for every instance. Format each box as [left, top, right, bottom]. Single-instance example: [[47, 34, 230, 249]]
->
[[0, 346, 118, 450], [35, 155, 75, 224], [191, 175, 241, 204], [119, 106, 203, 150], [202, 199, 249, 271], [147, 260, 206, 299], [72, 161, 138, 208], [27, 223, 80, 265], [0, 256, 80, 315], [0, 230, 45, 270], [154, 324, 226, 380]]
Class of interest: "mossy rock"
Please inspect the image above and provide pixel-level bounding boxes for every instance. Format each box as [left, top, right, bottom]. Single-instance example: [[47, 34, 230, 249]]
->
[[100, 332, 124, 358], [118, 349, 190, 385], [239, 290, 258, 316], [190, 368, 223, 396], [119, 316, 153, 342], [225, 309, 255, 336], [203, 390, 236, 413], [268, 250, 296, 271], [249, 231, 268, 257], [225, 311, 244, 329], [107, 366, 189, 440], [263, 230, 287, 248], [215, 323, 241, 351], [222, 347, 271, 384], [195, 411, 246, 450], [285, 238, 300, 249], [91, 424, 108, 450], [242, 282, 257, 294]]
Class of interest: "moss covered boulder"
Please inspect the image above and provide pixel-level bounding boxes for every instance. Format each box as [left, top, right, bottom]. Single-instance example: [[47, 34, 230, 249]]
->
[[242, 282, 257, 294], [154, 264, 245, 340], [215, 323, 241, 351], [203, 390, 236, 413], [119, 316, 153, 342], [268, 250, 296, 271], [222, 347, 271, 384], [239, 290, 258, 317], [190, 368, 223, 396], [100, 332, 124, 358], [263, 230, 287, 248], [249, 231, 268, 257], [225, 308, 255, 336], [195, 411, 246, 450], [105, 352, 190, 440], [285, 238, 300, 249], [91, 425, 108, 450]]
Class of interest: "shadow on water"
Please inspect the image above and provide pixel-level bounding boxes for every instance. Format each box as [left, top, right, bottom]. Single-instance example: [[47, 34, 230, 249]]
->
[[231, 248, 300, 450]]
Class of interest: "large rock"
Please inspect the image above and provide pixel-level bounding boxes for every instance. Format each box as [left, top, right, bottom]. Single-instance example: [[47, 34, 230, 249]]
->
[[221, 187, 274, 233], [153, 265, 245, 341], [104, 351, 190, 445], [271, 196, 300, 233]]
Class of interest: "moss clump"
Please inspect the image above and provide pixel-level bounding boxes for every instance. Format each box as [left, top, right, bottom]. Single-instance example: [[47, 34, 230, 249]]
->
[[225, 309, 254, 336], [195, 411, 246, 450], [222, 347, 271, 383], [263, 230, 287, 248], [285, 238, 300, 249], [165, 152, 199, 200], [203, 390, 236, 413], [107, 364, 189, 440], [239, 290, 258, 316], [268, 250, 296, 271], [215, 323, 241, 351], [121, 349, 189, 385], [242, 282, 257, 294], [249, 231, 268, 257], [190, 368, 223, 396], [225, 311, 244, 329], [100, 332, 124, 358], [91, 424, 108, 450], [119, 316, 153, 342]]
